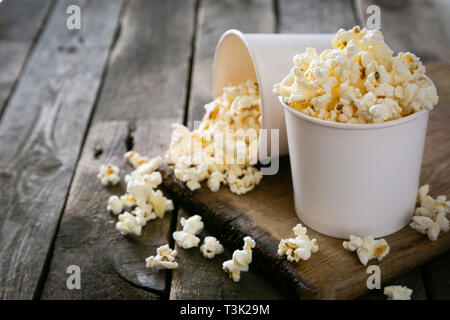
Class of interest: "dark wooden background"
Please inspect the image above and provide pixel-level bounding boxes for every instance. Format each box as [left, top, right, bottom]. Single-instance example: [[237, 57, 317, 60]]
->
[[0, 0, 448, 300]]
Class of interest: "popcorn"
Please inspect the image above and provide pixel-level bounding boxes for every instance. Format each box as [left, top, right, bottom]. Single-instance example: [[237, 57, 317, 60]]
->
[[222, 236, 256, 282], [383, 285, 413, 300], [200, 236, 224, 259], [277, 223, 318, 262], [97, 164, 120, 186], [343, 235, 390, 266], [273, 26, 439, 124], [145, 244, 178, 270], [107, 195, 123, 214], [124, 151, 149, 168], [172, 215, 204, 249], [410, 184, 449, 241], [105, 152, 173, 237], [115, 212, 142, 236], [166, 81, 262, 195]]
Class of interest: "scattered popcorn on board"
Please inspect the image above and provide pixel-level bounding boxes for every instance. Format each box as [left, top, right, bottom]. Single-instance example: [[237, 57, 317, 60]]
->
[[172, 215, 204, 249], [97, 164, 120, 186], [383, 285, 413, 300], [166, 80, 263, 195], [145, 244, 179, 270], [343, 235, 390, 266], [278, 224, 318, 262], [223, 236, 256, 282], [410, 184, 449, 241]]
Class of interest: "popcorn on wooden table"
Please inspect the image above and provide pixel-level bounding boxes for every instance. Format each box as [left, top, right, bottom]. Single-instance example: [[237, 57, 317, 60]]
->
[[273, 26, 438, 123], [145, 244, 178, 270], [278, 223, 318, 262], [200, 236, 224, 259], [343, 235, 390, 266], [172, 215, 204, 249], [410, 184, 450, 241], [222, 236, 256, 282], [99, 151, 173, 236], [97, 164, 120, 186], [166, 81, 262, 195], [383, 285, 413, 300]]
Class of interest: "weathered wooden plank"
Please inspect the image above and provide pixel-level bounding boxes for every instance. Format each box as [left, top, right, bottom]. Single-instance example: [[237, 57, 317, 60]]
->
[[0, 0, 53, 116], [171, 0, 289, 300], [0, 0, 123, 300], [170, 208, 294, 299], [422, 251, 450, 299], [41, 0, 196, 299], [278, 0, 357, 33], [186, 0, 275, 127], [355, 0, 450, 63]]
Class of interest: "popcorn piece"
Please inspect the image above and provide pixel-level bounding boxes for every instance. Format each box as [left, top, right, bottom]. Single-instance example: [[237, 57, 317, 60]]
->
[[166, 81, 262, 195], [222, 236, 255, 282], [200, 236, 224, 259], [106, 151, 174, 237], [107, 195, 123, 215], [172, 215, 204, 249], [278, 223, 318, 262], [383, 285, 413, 300], [343, 235, 390, 266], [124, 151, 149, 168], [410, 184, 449, 241], [115, 212, 142, 236], [273, 26, 439, 124], [145, 244, 178, 270], [97, 164, 120, 186]]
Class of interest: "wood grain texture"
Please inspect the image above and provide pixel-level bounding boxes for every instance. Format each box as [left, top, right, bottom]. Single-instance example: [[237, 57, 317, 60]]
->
[[162, 64, 450, 299], [278, 0, 357, 33], [355, 0, 450, 63], [0, 0, 53, 115], [422, 251, 450, 299], [170, 208, 294, 299], [41, 0, 196, 299], [0, 0, 123, 299], [186, 0, 275, 127]]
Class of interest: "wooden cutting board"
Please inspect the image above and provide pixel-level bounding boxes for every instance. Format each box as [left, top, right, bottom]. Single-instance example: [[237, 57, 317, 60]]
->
[[161, 63, 450, 299]]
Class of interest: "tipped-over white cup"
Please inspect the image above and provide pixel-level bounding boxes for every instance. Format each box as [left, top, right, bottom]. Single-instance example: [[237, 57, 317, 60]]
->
[[213, 30, 333, 159], [280, 75, 432, 239]]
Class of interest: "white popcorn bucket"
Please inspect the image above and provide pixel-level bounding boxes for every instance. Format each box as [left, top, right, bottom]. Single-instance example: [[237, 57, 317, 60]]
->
[[280, 75, 432, 238], [213, 30, 334, 159]]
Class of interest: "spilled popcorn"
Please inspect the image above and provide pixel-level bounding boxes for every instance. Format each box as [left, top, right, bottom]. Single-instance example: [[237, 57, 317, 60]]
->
[[145, 244, 178, 270], [172, 215, 204, 249], [343, 235, 390, 266], [383, 285, 413, 300], [101, 151, 174, 236], [278, 224, 318, 262], [200, 236, 224, 259], [409, 184, 449, 241], [222, 236, 256, 282], [166, 81, 263, 195], [97, 164, 120, 186], [273, 26, 438, 123]]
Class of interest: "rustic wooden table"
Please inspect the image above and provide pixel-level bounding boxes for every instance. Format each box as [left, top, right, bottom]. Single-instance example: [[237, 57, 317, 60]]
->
[[0, 0, 449, 300]]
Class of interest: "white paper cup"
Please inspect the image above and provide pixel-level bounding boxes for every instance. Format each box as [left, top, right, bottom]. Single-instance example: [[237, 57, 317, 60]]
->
[[280, 75, 432, 238], [213, 30, 333, 159]]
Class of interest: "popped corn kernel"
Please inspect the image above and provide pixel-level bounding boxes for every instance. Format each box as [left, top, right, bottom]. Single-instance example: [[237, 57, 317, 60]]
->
[[116, 212, 142, 236], [172, 215, 204, 249], [383, 285, 413, 300], [200, 236, 224, 259], [278, 223, 318, 263], [124, 151, 149, 168], [145, 244, 178, 270], [107, 195, 123, 215], [410, 184, 449, 241], [166, 81, 262, 195], [343, 235, 390, 266], [273, 27, 439, 124], [97, 164, 120, 186], [222, 236, 255, 282]]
